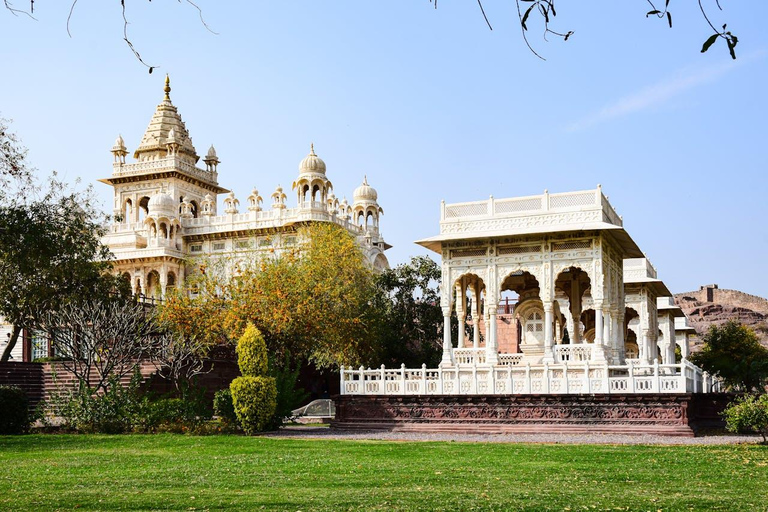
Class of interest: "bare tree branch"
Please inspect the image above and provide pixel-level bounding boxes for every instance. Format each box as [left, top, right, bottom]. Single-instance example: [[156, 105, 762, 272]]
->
[[3, 0, 36, 19]]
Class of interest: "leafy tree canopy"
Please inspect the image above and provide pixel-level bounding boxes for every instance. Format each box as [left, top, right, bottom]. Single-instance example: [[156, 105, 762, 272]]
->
[[159, 223, 380, 370], [690, 321, 768, 392], [373, 255, 444, 368], [0, 119, 126, 362]]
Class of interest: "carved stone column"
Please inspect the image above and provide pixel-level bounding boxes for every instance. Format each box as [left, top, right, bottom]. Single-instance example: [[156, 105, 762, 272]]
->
[[593, 302, 606, 362], [471, 285, 480, 349], [441, 307, 453, 367], [486, 305, 499, 365], [543, 301, 555, 363], [570, 278, 581, 344], [455, 282, 466, 348]]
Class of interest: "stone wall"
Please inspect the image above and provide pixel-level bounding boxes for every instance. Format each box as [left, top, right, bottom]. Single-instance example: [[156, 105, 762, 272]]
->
[[333, 393, 732, 436]]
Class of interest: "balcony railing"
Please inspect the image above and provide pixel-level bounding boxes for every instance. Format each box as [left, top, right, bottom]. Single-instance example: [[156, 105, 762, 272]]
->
[[340, 359, 719, 396]]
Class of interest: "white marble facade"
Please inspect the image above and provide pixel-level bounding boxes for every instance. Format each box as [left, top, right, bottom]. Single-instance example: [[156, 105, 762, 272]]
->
[[100, 76, 390, 300], [414, 187, 693, 368]]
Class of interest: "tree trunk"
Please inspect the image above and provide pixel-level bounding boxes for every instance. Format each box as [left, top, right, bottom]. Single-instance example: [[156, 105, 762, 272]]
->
[[0, 324, 22, 362]]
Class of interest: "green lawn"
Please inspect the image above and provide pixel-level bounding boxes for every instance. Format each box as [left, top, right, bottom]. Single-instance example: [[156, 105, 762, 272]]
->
[[1, 435, 766, 511]]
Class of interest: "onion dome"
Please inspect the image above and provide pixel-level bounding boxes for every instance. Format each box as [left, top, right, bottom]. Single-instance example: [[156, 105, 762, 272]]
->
[[353, 175, 378, 202], [298, 143, 326, 175], [111, 134, 127, 153], [147, 190, 177, 217]]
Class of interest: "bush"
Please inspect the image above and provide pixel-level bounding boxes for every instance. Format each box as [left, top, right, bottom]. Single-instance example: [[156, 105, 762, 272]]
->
[[236, 323, 268, 377], [133, 388, 212, 434], [230, 376, 277, 435], [213, 388, 237, 424], [57, 375, 140, 434], [723, 394, 768, 443], [230, 324, 277, 434], [268, 361, 309, 429], [56, 370, 212, 434], [0, 385, 30, 434]]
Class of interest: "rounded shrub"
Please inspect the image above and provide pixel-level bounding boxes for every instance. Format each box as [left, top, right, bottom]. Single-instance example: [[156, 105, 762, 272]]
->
[[230, 376, 277, 434], [0, 385, 31, 434], [723, 393, 768, 443], [236, 323, 268, 378], [213, 388, 237, 424]]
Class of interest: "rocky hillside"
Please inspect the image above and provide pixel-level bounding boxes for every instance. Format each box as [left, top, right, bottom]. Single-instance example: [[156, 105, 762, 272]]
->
[[674, 285, 768, 350]]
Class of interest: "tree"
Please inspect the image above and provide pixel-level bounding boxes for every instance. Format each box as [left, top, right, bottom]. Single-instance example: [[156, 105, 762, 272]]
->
[[0, 175, 127, 362], [159, 223, 382, 370], [0, 117, 31, 187], [373, 256, 445, 368], [4, 1, 741, 71], [224, 223, 380, 369], [690, 321, 768, 392], [433, 1, 740, 60], [39, 299, 156, 393]]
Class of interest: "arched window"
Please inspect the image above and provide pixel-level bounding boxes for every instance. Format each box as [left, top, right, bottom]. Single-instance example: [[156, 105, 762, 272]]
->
[[138, 196, 150, 222], [124, 199, 133, 223]]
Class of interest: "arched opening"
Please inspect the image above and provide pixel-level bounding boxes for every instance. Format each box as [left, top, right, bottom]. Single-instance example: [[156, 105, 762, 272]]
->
[[190, 200, 199, 218], [624, 307, 640, 360], [123, 198, 133, 223], [501, 270, 542, 359], [554, 266, 591, 346], [159, 222, 168, 239], [134, 277, 142, 296], [312, 184, 320, 203], [453, 274, 486, 358], [580, 309, 596, 343], [373, 253, 389, 271], [138, 196, 150, 222], [625, 329, 639, 359], [357, 211, 364, 228], [166, 272, 176, 291], [366, 210, 374, 227], [146, 270, 161, 299]]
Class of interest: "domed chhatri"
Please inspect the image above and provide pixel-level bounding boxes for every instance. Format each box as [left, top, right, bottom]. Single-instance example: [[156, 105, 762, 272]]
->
[[298, 143, 326, 175], [147, 190, 177, 217], [354, 175, 378, 203]]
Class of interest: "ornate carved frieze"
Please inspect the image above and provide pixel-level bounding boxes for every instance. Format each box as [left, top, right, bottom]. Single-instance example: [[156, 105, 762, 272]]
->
[[335, 395, 697, 428]]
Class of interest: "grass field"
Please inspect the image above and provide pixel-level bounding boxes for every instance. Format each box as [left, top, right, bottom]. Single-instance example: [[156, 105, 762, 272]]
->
[[1, 435, 767, 511]]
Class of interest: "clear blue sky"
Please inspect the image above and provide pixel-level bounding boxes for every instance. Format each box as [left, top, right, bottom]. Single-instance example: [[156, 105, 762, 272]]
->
[[2, 1, 766, 297]]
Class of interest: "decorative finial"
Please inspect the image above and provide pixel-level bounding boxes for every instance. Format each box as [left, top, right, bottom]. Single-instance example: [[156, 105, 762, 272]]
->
[[164, 74, 171, 100], [363, 175, 368, 185], [310, 143, 315, 156]]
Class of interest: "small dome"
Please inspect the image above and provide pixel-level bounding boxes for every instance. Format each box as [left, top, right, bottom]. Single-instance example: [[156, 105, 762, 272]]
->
[[111, 134, 126, 152], [167, 128, 178, 143], [298, 143, 326, 175], [207, 145, 217, 159], [147, 190, 176, 217], [353, 176, 377, 202]]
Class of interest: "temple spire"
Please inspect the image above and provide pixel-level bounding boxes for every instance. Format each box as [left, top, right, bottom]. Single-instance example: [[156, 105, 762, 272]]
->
[[164, 74, 171, 101]]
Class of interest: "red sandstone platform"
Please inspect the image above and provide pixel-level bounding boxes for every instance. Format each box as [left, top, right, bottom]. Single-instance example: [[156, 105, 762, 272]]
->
[[332, 394, 732, 437]]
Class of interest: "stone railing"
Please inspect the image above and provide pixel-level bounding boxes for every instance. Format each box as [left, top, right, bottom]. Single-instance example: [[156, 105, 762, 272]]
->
[[498, 353, 524, 366], [554, 344, 593, 363], [180, 206, 365, 237], [111, 156, 219, 185], [453, 348, 486, 365], [340, 359, 719, 396], [440, 187, 622, 229]]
